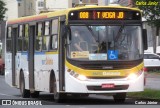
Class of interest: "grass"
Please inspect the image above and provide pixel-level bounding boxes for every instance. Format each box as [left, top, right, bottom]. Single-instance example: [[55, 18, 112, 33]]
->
[[127, 89, 160, 100], [148, 71, 160, 75], [145, 70, 160, 76]]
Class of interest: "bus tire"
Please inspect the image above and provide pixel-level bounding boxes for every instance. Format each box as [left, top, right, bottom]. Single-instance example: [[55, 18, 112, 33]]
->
[[113, 93, 126, 103], [20, 72, 30, 98], [30, 91, 39, 98], [53, 77, 65, 103], [81, 94, 89, 97]]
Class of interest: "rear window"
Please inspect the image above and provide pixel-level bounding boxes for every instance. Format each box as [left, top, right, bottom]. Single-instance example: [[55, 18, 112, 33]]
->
[[144, 54, 148, 59], [144, 54, 160, 59]]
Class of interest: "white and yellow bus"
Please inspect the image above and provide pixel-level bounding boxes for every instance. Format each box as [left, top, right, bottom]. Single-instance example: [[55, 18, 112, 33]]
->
[[5, 5, 147, 102]]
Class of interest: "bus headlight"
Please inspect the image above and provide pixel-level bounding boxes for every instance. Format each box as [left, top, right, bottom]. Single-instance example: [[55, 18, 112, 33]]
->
[[127, 73, 137, 80], [127, 69, 143, 80], [77, 75, 87, 81], [67, 69, 87, 81]]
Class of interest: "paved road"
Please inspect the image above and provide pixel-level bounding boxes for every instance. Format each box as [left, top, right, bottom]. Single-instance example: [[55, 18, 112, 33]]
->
[[0, 75, 159, 108], [145, 73, 160, 90]]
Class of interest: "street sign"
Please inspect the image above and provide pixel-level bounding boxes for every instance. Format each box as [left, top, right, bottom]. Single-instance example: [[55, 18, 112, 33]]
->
[[108, 50, 118, 60]]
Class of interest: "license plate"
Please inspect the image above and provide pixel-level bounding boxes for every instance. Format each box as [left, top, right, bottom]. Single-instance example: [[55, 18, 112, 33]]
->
[[101, 84, 115, 88]]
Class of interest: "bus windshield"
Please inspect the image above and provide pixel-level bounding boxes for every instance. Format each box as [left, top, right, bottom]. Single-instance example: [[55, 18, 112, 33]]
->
[[67, 25, 143, 61]]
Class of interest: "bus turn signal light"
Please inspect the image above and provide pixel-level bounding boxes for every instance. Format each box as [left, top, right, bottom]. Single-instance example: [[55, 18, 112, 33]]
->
[[68, 69, 87, 81]]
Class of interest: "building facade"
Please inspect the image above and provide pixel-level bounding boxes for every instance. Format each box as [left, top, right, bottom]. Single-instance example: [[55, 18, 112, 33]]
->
[[36, 0, 72, 13], [5, 0, 103, 20], [5, 0, 18, 20], [5, 0, 36, 20], [110, 0, 133, 7], [18, 0, 36, 16], [117, 0, 133, 7], [98, 0, 110, 6]]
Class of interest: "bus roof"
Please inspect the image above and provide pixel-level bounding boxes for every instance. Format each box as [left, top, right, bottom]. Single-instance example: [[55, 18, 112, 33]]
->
[[8, 5, 141, 25]]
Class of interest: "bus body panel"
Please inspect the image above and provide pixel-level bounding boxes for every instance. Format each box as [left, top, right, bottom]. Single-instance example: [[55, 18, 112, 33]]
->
[[5, 52, 60, 92], [65, 68, 144, 93], [18, 53, 29, 89], [5, 53, 12, 87], [34, 53, 59, 92], [23, 54, 29, 89], [64, 61, 144, 93]]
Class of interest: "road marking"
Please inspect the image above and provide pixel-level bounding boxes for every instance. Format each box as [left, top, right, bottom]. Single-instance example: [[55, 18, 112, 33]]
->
[[0, 92, 22, 99], [0, 93, 13, 97]]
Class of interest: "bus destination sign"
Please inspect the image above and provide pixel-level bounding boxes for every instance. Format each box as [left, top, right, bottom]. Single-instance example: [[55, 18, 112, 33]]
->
[[69, 10, 141, 20], [79, 11, 124, 19]]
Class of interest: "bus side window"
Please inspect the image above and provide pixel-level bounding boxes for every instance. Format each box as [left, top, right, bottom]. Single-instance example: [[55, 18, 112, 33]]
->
[[50, 35, 57, 50], [42, 21, 50, 51], [18, 25, 23, 51], [50, 19, 58, 50], [23, 24, 29, 51], [36, 22, 43, 51], [7, 27, 12, 52]]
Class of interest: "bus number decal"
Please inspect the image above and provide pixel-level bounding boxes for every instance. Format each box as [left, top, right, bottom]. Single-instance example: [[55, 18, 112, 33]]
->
[[79, 12, 89, 19]]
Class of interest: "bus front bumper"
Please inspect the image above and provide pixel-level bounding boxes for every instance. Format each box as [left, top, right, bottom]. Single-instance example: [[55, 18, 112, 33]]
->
[[65, 72, 144, 94]]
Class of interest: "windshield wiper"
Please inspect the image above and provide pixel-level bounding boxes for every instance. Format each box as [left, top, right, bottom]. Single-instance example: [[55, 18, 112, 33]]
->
[[86, 25, 97, 39], [114, 24, 125, 42], [86, 25, 100, 44], [86, 25, 101, 53]]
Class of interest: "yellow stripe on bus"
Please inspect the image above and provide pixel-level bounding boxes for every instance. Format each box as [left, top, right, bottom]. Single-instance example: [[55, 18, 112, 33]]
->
[[45, 51, 58, 54], [66, 61, 144, 77]]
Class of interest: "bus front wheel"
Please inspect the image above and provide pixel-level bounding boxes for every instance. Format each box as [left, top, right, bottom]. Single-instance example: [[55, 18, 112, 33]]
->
[[20, 73, 30, 98], [53, 77, 65, 103], [113, 93, 126, 103], [30, 91, 39, 98]]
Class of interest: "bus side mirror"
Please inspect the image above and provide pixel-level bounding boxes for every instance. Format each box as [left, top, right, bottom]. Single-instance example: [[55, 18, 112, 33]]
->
[[67, 26, 71, 40], [60, 16, 67, 38], [62, 25, 71, 40], [143, 29, 148, 50], [61, 25, 67, 37]]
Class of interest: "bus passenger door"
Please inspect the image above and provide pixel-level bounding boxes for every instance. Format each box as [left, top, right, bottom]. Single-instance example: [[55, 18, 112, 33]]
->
[[28, 25, 35, 91], [12, 27, 18, 87], [59, 17, 66, 91]]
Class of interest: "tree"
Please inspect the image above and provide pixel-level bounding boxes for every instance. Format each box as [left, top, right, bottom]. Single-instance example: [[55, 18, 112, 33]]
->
[[0, 0, 7, 20], [133, 0, 160, 53]]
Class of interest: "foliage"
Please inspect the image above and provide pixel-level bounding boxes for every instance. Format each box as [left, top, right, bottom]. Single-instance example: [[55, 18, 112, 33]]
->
[[0, 0, 7, 20], [128, 89, 160, 99], [133, 0, 160, 27]]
